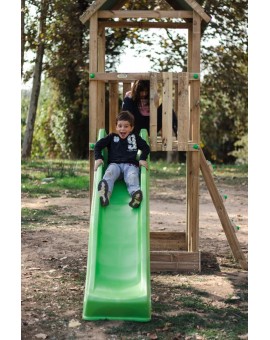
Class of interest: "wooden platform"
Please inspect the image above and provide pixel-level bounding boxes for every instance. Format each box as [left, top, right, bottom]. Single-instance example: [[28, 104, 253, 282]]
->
[[150, 251, 201, 272], [150, 231, 201, 272]]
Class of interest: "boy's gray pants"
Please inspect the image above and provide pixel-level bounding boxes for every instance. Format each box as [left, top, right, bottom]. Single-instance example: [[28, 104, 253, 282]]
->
[[103, 163, 140, 196]]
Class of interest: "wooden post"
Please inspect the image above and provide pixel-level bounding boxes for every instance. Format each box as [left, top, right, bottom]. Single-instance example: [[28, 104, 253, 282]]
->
[[123, 82, 131, 99], [186, 13, 201, 252], [89, 13, 98, 207], [162, 72, 173, 151], [200, 150, 248, 270], [150, 72, 158, 151], [177, 72, 189, 147], [109, 82, 119, 133], [97, 25, 105, 131]]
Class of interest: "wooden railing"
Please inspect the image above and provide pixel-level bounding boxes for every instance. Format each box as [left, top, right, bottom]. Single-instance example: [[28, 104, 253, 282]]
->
[[89, 72, 200, 151]]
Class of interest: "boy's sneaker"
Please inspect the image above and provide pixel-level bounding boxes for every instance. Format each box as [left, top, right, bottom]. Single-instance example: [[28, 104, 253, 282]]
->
[[129, 190, 143, 208], [98, 179, 109, 206]]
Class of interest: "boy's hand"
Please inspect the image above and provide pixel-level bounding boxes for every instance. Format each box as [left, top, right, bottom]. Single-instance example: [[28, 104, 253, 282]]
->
[[139, 160, 148, 170], [94, 159, 104, 171]]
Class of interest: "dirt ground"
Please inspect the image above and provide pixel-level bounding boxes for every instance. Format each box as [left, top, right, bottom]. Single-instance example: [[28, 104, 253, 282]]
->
[[21, 175, 248, 339]]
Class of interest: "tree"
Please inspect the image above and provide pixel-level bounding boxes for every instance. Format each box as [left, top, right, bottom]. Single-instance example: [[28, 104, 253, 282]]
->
[[22, 0, 50, 159]]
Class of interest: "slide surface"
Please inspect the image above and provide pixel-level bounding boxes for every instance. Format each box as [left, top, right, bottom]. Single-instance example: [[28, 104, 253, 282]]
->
[[82, 129, 151, 321]]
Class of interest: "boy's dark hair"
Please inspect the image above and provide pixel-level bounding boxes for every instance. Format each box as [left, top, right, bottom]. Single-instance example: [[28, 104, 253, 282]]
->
[[116, 111, 135, 127]]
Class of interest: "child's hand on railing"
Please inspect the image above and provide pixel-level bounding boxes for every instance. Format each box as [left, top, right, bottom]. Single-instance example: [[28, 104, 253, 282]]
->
[[139, 160, 148, 170], [94, 159, 104, 171]]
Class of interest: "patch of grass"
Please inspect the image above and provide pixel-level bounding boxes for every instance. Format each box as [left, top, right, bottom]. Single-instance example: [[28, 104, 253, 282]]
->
[[150, 160, 186, 179], [21, 159, 247, 197], [211, 163, 248, 185], [149, 160, 247, 185], [21, 159, 89, 197], [21, 207, 58, 228]]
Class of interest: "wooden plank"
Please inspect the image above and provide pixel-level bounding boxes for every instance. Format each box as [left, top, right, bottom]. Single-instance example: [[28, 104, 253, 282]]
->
[[186, 12, 201, 253], [200, 149, 248, 270], [98, 10, 193, 19], [89, 13, 98, 208], [97, 25, 105, 131], [150, 72, 158, 151], [88, 72, 198, 82], [155, 139, 199, 151], [177, 73, 189, 146], [174, 82, 178, 113], [99, 21, 192, 29], [186, 152, 200, 251], [184, 0, 211, 23], [150, 231, 187, 251], [122, 82, 131, 99], [162, 72, 173, 151], [190, 12, 201, 143], [80, 0, 107, 24], [150, 251, 201, 272], [151, 251, 199, 262], [109, 82, 119, 133]]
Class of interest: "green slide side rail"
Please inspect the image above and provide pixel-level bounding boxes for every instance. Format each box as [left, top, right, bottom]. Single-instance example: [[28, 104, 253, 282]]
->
[[82, 129, 151, 321]]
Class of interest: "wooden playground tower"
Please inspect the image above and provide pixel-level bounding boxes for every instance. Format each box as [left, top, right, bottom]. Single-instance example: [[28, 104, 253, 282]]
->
[[80, 0, 248, 272]]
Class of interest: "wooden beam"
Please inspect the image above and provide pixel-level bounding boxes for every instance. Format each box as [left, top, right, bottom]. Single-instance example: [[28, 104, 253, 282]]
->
[[184, 0, 211, 23], [186, 12, 201, 252], [99, 21, 192, 29], [155, 140, 200, 152], [150, 251, 200, 272], [150, 231, 187, 251], [89, 13, 98, 208], [122, 82, 131, 99], [80, 0, 107, 24], [97, 25, 105, 131], [199, 149, 248, 270], [109, 82, 119, 133], [88, 72, 200, 82], [149, 72, 158, 151], [177, 72, 189, 146], [162, 72, 173, 151], [98, 10, 193, 19]]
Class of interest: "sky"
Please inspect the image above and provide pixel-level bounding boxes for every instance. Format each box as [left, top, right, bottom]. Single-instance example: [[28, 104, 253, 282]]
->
[[117, 49, 152, 73]]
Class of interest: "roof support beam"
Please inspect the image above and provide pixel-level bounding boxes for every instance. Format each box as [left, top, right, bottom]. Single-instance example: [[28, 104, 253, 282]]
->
[[98, 10, 193, 19], [99, 21, 192, 29]]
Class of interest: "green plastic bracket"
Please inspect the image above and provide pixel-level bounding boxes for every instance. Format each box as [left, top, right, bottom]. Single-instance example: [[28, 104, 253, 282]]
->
[[193, 73, 199, 79], [89, 73, 95, 79], [89, 143, 95, 150], [193, 144, 199, 150]]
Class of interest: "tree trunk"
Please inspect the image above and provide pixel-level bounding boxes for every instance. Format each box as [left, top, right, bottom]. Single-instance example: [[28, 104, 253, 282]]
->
[[21, 0, 49, 159]]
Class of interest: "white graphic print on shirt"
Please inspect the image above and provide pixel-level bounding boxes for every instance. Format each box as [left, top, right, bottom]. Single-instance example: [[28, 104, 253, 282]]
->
[[127, 134, 137, 151]]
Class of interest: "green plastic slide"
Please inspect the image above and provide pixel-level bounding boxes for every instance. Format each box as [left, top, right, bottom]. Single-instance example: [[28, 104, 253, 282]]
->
[[82, 129, 151, 321]]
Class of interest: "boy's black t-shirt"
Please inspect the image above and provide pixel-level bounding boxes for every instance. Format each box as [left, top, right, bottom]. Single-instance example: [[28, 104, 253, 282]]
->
[[94, 133, 150, 167]]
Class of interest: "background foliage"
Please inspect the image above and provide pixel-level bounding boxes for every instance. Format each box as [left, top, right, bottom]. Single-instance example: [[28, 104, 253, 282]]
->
[[21, 0, 248, 163]]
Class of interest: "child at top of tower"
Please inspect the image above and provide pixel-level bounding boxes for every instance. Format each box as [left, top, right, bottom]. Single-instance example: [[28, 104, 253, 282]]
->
[[94, 110, 150, 208], [122, 79, 178, 137]]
